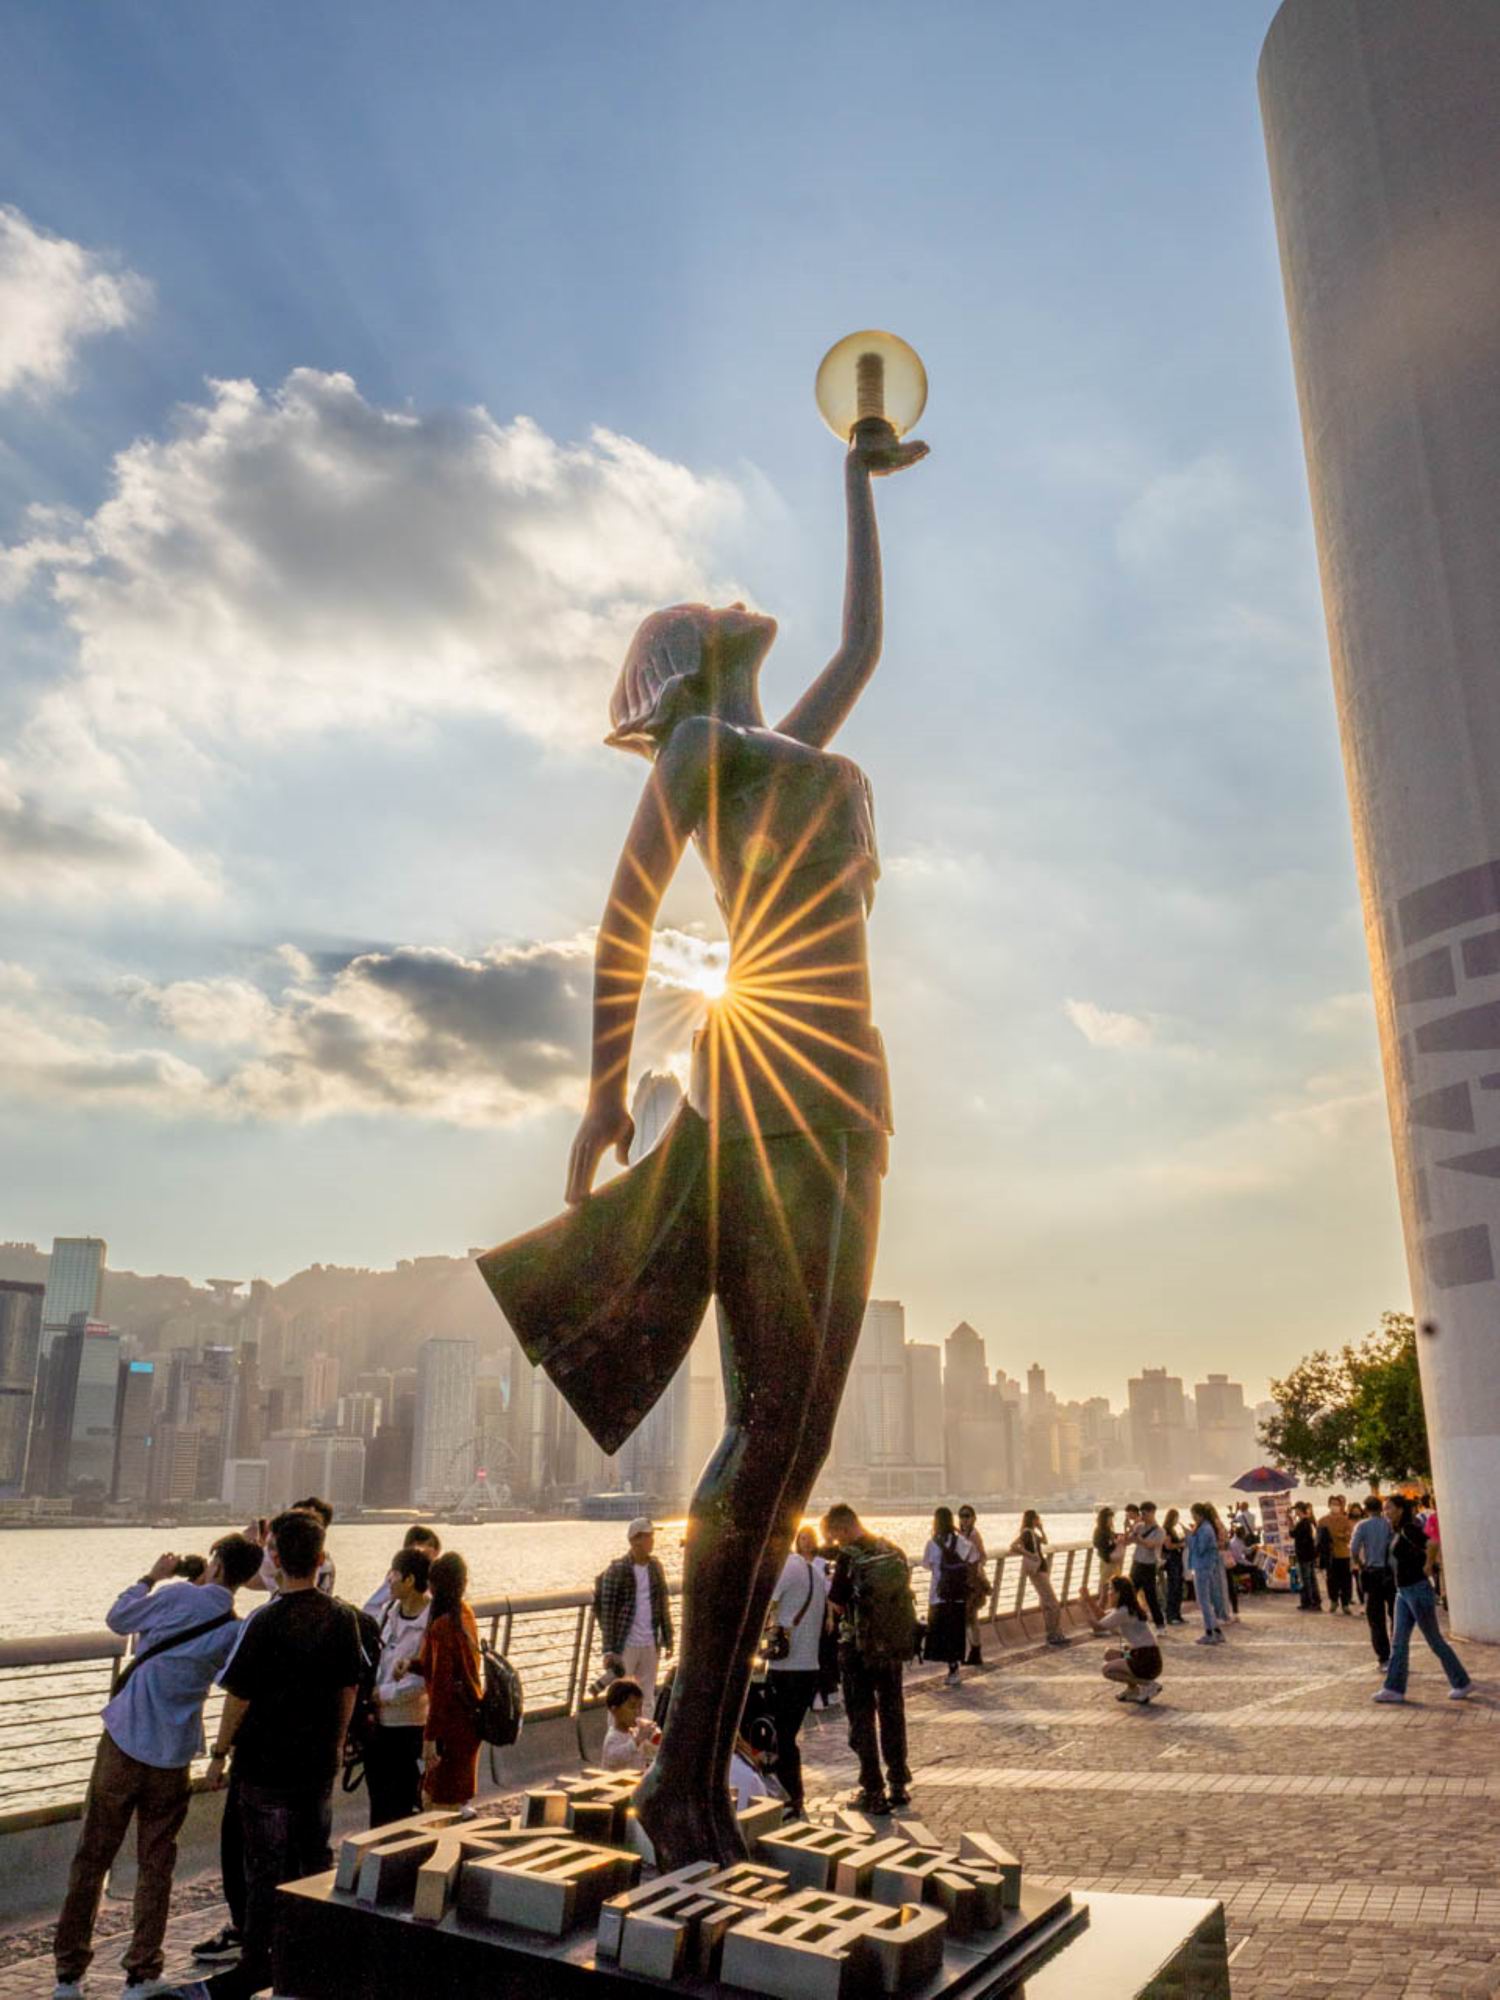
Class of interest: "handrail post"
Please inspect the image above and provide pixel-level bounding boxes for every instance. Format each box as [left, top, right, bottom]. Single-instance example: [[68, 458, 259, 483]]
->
[[1060, 1548, 1075, 1606], [565, 1605, 588, 1718]]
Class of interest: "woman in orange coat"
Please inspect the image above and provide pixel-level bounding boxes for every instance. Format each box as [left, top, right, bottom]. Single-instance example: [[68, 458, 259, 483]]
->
[[407, 1551, 482, 1807]]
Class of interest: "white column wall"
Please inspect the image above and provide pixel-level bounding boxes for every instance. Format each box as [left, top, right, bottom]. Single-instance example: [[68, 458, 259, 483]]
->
[[1261, 0, 1500, 1638]]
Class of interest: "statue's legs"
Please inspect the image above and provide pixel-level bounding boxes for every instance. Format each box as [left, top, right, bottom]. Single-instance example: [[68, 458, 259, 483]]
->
[[634, 1129, 883, 1869]]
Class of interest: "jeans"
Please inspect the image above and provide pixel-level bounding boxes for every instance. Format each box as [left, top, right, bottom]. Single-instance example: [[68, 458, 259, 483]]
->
[[1163, 1549, 1185, 1622], [220, 1766, 245, 1930], [1361, 1568, 1395, 1664], [55, 1732, 191, 1983], [1384, 1578, 1470, 1696], [365, 1724, 424, 1826], [1188, 1566, 1219, 1633], [766, 1668, 820, 1812], [1130, 1563, 1164, 1629], [840, 1646, 910, 1798], [1327, 1556, 1353, 1609], [205, 1778, 334, 2000], [1298, 1561, 1322, 1609]]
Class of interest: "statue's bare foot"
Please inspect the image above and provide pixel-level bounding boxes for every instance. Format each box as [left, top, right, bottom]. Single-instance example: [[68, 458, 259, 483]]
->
[[707, 1782, 750, 1868], [633, 1764, 714, 1871]]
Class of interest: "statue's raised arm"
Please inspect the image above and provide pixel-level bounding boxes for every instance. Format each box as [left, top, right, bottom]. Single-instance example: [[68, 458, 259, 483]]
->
[[776, 422, 928, 749]]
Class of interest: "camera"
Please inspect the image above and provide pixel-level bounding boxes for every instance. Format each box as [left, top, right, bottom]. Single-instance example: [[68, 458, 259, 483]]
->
[[172, 1555, 207, 1582]]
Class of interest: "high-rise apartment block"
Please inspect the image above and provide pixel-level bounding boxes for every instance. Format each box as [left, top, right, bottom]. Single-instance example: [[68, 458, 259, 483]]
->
[[112, 1359, 154, 1503], [0, 1281, 43, 1492], [1194, 1373, 1257, 1479], [413, 1339, 476, 1508], [1127, 1367, 1191, 1490], [33, 1317, 121, 1499]]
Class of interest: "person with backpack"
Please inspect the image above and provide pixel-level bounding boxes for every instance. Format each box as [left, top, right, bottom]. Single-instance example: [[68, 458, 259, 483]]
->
[[366, 1547, 432, 1825], [52, 1534, 263, 2000], [922, 1507, 975, 1686], [1010, 1510, 1070, 1646], [765, 1525, 829, 1816], [407, 1551, 483, 1809], [821, 1503, 915, 1815]]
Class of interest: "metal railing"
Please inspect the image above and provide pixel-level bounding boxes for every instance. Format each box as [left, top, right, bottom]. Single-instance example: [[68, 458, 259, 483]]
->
[[0, 1542, 1100, 1824]]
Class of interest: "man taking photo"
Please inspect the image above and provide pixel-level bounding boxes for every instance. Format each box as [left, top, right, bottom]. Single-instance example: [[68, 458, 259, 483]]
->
[[53, 1533, 264, 2000], [169, 1509, 362, 2000]]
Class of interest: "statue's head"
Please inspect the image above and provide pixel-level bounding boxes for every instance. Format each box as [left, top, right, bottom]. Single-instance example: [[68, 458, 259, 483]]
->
[[605, 601, 777, 758]]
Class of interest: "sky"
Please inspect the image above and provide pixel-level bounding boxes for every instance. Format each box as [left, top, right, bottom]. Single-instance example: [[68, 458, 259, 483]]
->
[[0, 1, 1408, 1405]]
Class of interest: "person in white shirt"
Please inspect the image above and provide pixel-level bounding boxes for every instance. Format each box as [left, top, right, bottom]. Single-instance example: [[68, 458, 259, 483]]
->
[[1127, 1501, 1167, 1631], [598, 1677, 660, 1774], [764, 1527, 829, 1815], [595, 1518, 673, 1712], [366, 1549, 432, 1825], [362, 1526, 442, 1617]]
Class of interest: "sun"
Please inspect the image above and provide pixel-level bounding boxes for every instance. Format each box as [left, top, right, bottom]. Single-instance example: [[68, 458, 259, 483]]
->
[[694, 961, 728, 1002]]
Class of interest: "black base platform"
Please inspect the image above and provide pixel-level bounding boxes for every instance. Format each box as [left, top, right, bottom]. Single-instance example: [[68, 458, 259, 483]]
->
[[273, 1870, 1229, 2000]]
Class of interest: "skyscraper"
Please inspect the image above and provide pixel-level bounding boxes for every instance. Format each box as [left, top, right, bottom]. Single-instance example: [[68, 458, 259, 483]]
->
[[0, 1281, 43, 1492], [25, 1238, 106, 1493], [34, 1317, 122, 1499], [412, 1339, 476, 1508], [1194, 1374, 1256, 1479], [112, 1360, 154, 1503], [1128, 1368, 1191, 1490]]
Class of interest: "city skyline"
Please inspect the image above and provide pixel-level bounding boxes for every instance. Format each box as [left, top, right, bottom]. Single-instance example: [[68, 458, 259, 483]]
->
[[2, 1233, 1278, 1519]]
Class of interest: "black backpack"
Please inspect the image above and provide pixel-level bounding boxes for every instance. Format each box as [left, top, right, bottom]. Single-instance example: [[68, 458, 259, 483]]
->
[[846, 1538, 917, 1664], [934, 1535, 971, 1606], [474, 1639, 524, 1747]]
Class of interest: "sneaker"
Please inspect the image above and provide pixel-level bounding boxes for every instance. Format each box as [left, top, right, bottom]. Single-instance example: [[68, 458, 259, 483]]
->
[[191, 1930, 242, 1965], [124, 1982, 180, 1999], [1372, 1688, 1406, 1704], [52, 1983, 85, 1999], [1449, 1683, 1474, 1700], [964, 1647, 983, 1667], [945, 1665, 961, 1686], [1045, 1633, 1071, 1647], [847, 1788, 891, 1814], [888, 1790, 912, 1810]]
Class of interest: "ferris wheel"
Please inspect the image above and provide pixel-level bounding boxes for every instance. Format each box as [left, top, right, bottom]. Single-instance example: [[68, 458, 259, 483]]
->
[[437, 1429, 517, 1514]]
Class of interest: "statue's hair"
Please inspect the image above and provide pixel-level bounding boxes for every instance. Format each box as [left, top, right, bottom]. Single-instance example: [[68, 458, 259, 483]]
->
[[605, 605, 707, 757]]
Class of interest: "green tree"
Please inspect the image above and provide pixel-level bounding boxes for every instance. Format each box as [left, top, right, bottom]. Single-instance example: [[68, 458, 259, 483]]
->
[[1260, 1311, 1428, 1486]]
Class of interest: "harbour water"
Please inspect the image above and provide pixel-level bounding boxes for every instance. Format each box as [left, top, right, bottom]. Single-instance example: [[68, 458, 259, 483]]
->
[[1, 1511, 1101, 1639]]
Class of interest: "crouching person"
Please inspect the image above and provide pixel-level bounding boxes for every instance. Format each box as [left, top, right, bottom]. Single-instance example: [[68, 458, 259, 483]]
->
[[53, 1533, 264, 2000], [1082, 1575, 1164, 1706]]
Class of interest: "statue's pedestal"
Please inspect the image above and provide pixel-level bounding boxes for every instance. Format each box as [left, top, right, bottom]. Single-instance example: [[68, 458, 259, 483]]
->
[[275, 1782, 1228, 1999], [273, 1871, 1227, 1999]]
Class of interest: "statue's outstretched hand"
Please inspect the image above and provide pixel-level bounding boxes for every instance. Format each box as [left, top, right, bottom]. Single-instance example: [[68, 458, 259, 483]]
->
[[565, 1098, 635, 1205], [849, 424, 929, 478]]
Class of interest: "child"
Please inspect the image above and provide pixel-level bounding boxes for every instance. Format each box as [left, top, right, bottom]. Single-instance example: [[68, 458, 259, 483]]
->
[[599, 1676, 660, 1773], [1082, 1575, 1164, 1704]]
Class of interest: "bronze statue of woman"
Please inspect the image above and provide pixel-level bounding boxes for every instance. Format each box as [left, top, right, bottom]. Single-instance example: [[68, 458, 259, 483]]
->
[[479, 413, 926, 1870]]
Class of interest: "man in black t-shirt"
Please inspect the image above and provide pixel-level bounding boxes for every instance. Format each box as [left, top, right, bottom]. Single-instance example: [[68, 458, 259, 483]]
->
[[170, 1509, 361, 2000]]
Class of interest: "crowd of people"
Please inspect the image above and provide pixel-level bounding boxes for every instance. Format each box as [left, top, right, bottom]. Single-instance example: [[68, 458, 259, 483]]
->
[[54, 1482, 1476, 1994], [52, 1500, 490, 2000]]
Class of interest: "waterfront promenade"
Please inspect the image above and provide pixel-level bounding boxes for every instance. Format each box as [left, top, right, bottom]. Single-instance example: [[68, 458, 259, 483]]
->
[[3, 1589, 1495, 1998]]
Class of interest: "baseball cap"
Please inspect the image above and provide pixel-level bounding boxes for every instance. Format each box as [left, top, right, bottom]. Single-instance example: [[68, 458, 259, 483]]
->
[[628, 1516, 654, 1539]]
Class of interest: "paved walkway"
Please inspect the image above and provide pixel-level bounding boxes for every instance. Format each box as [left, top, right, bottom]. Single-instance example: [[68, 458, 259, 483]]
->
[[3, 1591, 1497, 1998], [795, 1591, 1500, 1998]]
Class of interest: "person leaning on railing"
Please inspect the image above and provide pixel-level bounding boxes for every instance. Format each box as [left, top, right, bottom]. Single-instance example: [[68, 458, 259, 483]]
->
[[51, 1533, 264, 2000]]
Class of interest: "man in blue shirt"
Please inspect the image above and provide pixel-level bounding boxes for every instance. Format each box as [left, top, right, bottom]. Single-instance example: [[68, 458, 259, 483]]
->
[[53, 1534, 264, 2000]]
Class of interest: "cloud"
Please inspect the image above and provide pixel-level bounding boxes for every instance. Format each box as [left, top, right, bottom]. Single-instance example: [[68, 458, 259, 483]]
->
[[3, 926, 725, 1126], [0, 767, 216, 904], [1063, 997, 1154, 1049], [3, 369, 747, 754], [0, 205, 149, 400]]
